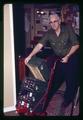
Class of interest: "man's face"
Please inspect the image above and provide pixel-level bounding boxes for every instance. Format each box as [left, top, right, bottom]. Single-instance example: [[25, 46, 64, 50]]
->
[[49, 15, 60, 31]]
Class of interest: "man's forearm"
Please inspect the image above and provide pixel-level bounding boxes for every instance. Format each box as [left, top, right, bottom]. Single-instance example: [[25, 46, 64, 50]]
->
[[29, 43, 43, 58], [66, 44, 79, 58]]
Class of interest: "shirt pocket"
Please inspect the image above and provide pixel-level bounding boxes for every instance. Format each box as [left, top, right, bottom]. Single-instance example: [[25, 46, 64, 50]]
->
[[61, 34, 69, 46]]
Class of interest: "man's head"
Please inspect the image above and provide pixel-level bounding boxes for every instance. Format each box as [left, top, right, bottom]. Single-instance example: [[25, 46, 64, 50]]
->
[[49, 13, 61, 31]]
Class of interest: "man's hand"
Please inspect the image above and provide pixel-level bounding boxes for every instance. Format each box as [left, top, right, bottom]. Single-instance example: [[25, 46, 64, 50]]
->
[[61, 45, 79, 63], [61, 56, 69, 63], [24, 56, 31, 65]]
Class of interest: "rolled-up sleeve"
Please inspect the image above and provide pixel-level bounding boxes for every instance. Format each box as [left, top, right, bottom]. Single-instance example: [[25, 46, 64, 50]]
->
[[38, 32, 49, 46], [67, 25, 79, 46]]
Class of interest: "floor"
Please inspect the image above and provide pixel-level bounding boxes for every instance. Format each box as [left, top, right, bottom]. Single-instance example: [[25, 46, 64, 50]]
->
[[46, 82, 79, 116], [4, 82, 79, 116]]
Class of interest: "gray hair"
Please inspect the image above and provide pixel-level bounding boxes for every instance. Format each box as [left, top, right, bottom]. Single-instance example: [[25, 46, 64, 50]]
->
[[49, 13, 61, 23], [49, 13, 60, 20]]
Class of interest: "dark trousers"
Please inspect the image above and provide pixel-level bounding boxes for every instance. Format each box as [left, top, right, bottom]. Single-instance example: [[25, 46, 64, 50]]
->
[[64, 51, 79, 105], [44, 50, 80, 110]]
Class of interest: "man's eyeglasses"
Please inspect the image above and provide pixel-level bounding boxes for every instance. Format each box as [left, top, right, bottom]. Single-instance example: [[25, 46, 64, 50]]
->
[[49, 20, 59, 24]]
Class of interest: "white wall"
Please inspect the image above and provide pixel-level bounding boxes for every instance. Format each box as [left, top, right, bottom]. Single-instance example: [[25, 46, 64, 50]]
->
[[4, 4, 16, 112]]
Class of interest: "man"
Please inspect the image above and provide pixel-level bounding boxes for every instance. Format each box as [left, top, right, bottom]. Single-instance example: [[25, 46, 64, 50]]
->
[[25, 14, 79, 115]]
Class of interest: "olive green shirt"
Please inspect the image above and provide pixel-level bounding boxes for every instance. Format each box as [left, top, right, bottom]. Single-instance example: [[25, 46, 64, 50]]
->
[[38, 24, 79, 57]]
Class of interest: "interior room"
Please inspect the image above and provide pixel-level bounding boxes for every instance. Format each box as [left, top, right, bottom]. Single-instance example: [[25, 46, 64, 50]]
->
[[4, 3, 79, 116]]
